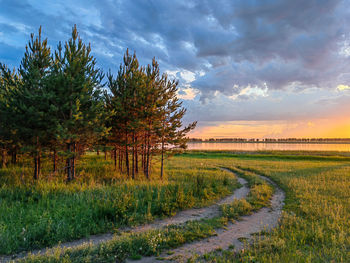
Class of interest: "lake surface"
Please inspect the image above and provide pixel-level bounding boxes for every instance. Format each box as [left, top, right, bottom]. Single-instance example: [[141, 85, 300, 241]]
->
[[187, 142, 350, 152]]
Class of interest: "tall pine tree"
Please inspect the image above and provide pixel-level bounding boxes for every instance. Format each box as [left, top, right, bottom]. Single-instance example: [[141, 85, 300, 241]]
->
[[155, 75, 197, 179], [10, 26, 53, 179], [50, 25, 108, 181]]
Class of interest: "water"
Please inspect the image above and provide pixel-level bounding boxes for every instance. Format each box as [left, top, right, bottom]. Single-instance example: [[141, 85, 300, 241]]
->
[[187, 142, 350, 152]]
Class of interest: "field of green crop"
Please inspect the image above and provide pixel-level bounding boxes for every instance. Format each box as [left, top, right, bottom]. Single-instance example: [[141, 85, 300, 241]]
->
[[1, 151, 349, 262]]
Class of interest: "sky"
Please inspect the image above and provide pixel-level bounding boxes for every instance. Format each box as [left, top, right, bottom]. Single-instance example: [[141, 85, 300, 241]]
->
[[1, 0, 350, 138]]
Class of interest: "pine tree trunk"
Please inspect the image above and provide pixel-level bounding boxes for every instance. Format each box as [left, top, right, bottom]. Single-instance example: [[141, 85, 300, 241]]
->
[[38, 153, 41, 176], [161, 137, 164, 180], [71, 142, 76, 180], [119, 148, 122, 172], [104, 149, 107, 160], [66, 143, 72, 182], [145, 132, 150, 180], [97, 149, 100, 155], [132, 133, 135, 179], [1, 149, 7, 168], [114, 147, 117, 169], [53, 149, 57, 173], [125, 132, 129, 178], [135, 138, 139, 174], [142, 136, 146, 173], [33, 153, 39, 180], [11, 148, 17, 165]]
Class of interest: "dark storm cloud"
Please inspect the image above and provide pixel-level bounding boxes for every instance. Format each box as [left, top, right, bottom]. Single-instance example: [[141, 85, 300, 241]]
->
[[91, 0, 350, 98], [1, 0, 350, 99], [189, 0, 350, 97]]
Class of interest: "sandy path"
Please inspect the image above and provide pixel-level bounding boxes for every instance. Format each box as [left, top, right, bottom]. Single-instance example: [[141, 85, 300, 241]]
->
[[135, 171, 285, 263], [1, 170, 248, 262]]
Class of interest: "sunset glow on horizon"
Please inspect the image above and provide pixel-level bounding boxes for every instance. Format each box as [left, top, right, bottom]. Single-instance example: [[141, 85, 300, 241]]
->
[[188, 118, 350, 139]]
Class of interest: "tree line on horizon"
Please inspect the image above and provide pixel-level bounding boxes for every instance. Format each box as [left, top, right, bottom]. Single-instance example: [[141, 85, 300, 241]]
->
[[0, 25, 196, 181], [189, 138, 350, 142]]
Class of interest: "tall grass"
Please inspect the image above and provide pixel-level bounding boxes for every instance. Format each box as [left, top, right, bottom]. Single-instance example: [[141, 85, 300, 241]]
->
[[180, 151, 350, 262], [0, 154, 238, 254], [3, 151, 348, 262], [16, 160, 274, 263]]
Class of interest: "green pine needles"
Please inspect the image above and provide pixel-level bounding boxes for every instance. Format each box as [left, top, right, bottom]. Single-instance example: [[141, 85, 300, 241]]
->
[[0, 25, 196, 181]]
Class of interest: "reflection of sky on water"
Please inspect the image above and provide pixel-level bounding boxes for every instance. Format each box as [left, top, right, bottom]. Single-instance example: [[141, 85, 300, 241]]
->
[[187, 143, 350, 152]]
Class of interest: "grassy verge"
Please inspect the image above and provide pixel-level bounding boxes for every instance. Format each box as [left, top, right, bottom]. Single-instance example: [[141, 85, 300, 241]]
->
[[18, 167, 273, 262], [0, 155, 239, 254], [20, 217, 228, 263], [5, 151, 347, 262], [181, 152, 350, 262]]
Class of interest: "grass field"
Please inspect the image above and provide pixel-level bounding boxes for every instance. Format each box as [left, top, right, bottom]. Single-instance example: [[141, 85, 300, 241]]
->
[[1, 151, 349, 262], [183, 151, 350, 262], [0, 154, 238, 254]]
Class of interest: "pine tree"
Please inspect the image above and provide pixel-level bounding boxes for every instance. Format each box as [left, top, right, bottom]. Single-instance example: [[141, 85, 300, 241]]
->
[[142, 59, 163, 179], [0, 64, 21, 168], [5, 26, 53, 179], [155, 75, 197, 179], [106, 50, 144, 179], [1, 26, 197, 182], [50, 25, 108, 181], [106, 51, 197, 180]]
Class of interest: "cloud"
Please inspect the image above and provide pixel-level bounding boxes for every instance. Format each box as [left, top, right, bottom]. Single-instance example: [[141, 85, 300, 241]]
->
[[337, 84, 350, 91], [2, 0, 350, 92], [1, 0, 350, 130], [177, 87, 199, 100], [230, 85, 268, 100]]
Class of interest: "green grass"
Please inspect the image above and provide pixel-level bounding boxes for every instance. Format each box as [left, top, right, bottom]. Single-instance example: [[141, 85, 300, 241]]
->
[[220, 168, 273, 220], [20, 217, 228, 263], [182, 151, 350, 262], [16, 160, 273, 262], [0, 154, 239, 254], [2, 151, 350, 262]]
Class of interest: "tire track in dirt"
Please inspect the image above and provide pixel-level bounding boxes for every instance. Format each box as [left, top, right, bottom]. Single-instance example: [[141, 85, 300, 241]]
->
[[1, 169, 249, 262], [135, 168, 285, 263]]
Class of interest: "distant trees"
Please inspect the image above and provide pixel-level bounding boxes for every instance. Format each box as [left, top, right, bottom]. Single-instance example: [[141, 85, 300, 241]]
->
[[0, 26, 196, 181]]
